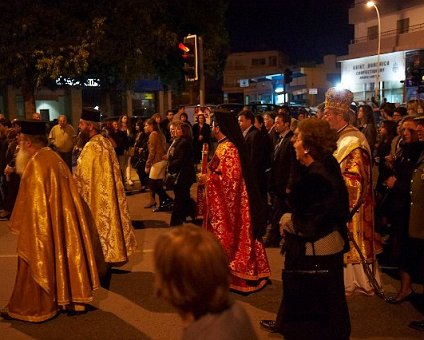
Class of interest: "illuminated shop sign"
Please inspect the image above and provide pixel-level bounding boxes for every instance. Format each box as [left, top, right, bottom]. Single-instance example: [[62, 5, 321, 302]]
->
[[341, 51, 405, 87], [55, 77, 101, 87]]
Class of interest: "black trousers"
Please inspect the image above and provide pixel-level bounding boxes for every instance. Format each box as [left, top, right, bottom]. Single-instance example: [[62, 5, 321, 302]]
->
[[170, 183, 195, 226], [148, 179, 169, 203], [268, 194, 289, 243]]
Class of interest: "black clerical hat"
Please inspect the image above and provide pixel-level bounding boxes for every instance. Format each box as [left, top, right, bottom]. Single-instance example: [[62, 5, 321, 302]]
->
[[20, 120, 47, 135], [81, 107, 101, 122]]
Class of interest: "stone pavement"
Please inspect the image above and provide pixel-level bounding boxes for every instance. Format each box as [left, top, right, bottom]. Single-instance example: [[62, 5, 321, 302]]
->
[[0, 182, 423, 339]]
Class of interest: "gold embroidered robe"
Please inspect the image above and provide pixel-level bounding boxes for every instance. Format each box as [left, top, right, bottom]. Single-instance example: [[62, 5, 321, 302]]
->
[[335, 125, 382, 295], [74, 134, 137, 264], [7, 147, 99, 322]]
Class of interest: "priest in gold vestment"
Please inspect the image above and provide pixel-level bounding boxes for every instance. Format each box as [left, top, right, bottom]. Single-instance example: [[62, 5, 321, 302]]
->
[[2, 121, 99, 322], [74, 108, 137, 272], [324, 88, 382, 296]]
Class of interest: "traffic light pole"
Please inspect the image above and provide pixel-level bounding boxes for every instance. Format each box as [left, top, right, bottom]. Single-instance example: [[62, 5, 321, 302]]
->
[[198, 36, 205, 107]]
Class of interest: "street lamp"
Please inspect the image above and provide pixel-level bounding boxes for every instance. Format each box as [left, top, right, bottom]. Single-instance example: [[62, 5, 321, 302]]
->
[[367, 1, 381, 100]]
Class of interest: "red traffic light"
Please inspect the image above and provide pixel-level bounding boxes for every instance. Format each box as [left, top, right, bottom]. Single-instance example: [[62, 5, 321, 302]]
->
[[181, 34, 198, 81], [178, 42, 190, 53]]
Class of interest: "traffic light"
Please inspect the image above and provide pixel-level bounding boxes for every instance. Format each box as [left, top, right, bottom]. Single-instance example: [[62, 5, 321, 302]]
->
[[179, 34, 198, 81], [284, 68, 293, 84]]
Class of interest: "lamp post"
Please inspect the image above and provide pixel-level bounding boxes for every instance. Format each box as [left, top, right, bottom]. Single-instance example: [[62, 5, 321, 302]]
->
[[367, 1, 381, 101]]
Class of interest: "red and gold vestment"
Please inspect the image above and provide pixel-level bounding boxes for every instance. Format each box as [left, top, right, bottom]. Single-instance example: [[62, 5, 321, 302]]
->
[[204, 140, 270, 293]]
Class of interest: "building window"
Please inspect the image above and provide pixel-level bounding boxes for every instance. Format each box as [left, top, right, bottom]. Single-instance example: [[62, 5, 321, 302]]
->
[[397, 18, 409, 34], [269, 56, 277, 67], [368, 25, 378, 40], [252, 58, 266, 66]]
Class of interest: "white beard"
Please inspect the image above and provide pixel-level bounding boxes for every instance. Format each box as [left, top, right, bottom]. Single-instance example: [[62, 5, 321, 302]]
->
[[16, 147, 31, 175]]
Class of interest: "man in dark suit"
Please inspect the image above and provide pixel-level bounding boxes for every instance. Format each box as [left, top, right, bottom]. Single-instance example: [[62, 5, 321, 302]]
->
[[238, 110, 269, 209], [263, 112, 279, 146], [266, 113, 299, 247], [238, 110, 260, 159], [238, 110, 263, 174], [160, 110, 174, 145]]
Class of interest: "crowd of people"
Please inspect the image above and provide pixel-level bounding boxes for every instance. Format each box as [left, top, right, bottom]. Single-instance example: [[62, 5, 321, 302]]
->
[[257, 92, 424, 337], [0, 91, 423, 337]]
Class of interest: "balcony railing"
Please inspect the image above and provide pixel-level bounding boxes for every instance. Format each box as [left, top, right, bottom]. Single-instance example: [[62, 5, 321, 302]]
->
[[351, 22, 424, 44]]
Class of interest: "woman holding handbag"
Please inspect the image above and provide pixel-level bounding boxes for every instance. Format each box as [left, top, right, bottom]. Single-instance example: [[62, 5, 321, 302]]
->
[[261, 118, 351, 339], [144, 118, 172, 211], [167, 122, 196, 226]]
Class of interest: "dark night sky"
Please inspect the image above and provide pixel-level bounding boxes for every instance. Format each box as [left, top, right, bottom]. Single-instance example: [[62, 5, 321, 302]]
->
[[226, 0, 354, 64]]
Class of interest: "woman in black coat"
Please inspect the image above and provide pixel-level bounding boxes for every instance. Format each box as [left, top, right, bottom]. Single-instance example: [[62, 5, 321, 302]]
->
[[262, 118, 351, 340], [384, 117, 421, 304], [192, 113, 211, 164], [132, 120, 149, 191], [167, 122, 197, 226]]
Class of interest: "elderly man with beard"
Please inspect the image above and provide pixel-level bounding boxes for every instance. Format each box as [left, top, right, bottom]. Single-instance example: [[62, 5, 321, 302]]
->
[[1, 121, 99, 322], [74, 108, 137, 288]]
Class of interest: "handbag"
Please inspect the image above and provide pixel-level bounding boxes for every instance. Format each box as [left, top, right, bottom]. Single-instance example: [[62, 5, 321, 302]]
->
[[164, 172, 179, 190], [149, 160, 167, 180]]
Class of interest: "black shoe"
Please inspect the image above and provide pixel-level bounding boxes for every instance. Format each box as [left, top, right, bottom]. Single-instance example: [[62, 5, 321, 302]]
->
[[386, 290, 415, 304], [153, 204, 171, 212], [0, 307, 14, 321], [259, 320, 277, 332], [409, 320, 424, 331], [64, 309, 87, 317], [153, 198, 173, 212], [164, 197, 174, 207]]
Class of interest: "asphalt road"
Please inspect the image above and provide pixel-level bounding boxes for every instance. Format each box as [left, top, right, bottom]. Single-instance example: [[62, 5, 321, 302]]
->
[[0, 183, 423, 339]]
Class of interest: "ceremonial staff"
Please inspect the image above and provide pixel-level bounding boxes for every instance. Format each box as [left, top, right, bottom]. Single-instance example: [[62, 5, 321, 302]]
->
[[196, 143, 209, 218]]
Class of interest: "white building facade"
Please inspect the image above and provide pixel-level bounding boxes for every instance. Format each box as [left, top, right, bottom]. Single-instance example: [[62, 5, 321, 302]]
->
[[339, 0, 424, 103]]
